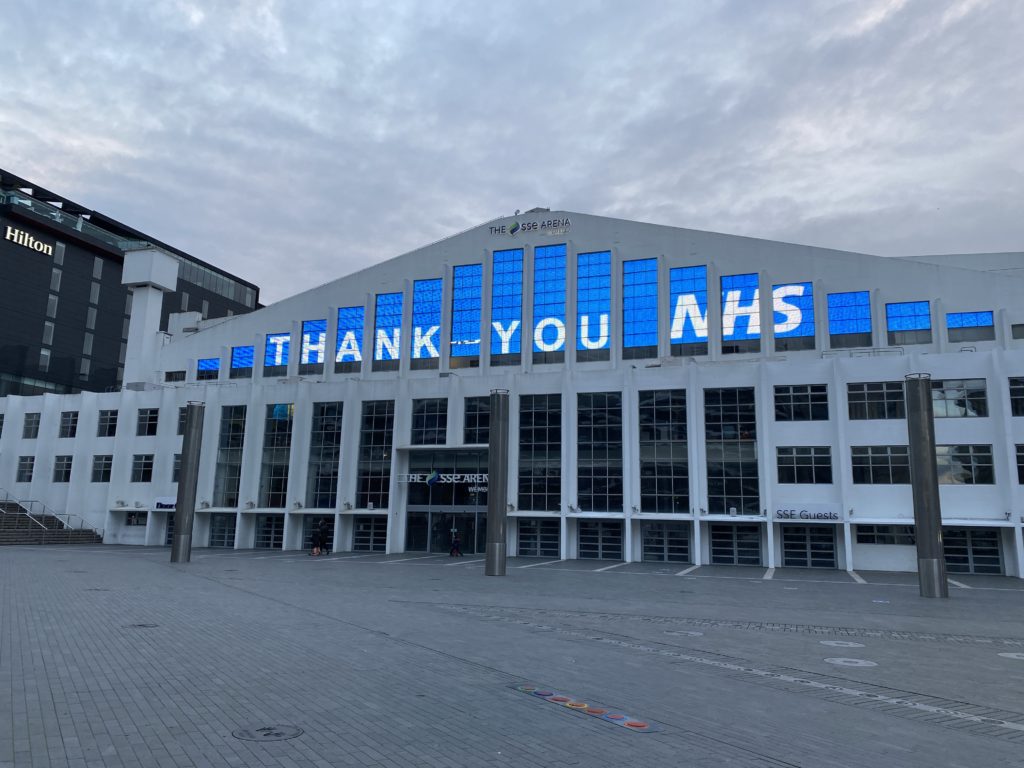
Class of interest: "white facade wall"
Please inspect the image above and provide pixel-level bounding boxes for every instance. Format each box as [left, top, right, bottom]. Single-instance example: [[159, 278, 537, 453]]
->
[[1, 211, 1023, 577]]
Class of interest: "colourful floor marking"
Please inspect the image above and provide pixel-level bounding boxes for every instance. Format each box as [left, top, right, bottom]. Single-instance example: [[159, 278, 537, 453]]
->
[[511, 684, 660, 732]]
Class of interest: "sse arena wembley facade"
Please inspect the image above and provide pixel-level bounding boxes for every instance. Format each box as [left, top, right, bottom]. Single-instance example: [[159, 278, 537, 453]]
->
[[2, 210, 1024, 578]]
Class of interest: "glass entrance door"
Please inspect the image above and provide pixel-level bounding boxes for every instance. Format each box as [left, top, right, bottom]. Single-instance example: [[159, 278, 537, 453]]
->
[[209, 513, 236, 548], [578, 520, 623, 560], [255, 514, 284, 549], [430, 512, 485, 555], [943, 527, 1002, 574], [710, 523, 762, 565]]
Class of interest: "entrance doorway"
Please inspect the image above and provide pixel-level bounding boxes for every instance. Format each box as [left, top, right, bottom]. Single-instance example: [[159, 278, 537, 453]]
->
[[255, 514, 284, 549], [943, 527, 1002, 574], [642, 521, 690, 563], [710, 523, 762, 565], [781, 524, 837, 568], [406, 509, 487, 555], [518, 518, 560, 557], [578, 520, 623, 560], [209, 513, 236, 548]]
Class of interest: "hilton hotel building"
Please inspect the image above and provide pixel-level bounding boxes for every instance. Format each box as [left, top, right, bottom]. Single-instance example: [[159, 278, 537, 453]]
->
[[2, 209, 1023, 578]]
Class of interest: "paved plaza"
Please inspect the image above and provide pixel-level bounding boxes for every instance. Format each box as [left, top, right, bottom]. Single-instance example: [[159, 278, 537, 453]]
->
[[2, 547, 1024, 767]]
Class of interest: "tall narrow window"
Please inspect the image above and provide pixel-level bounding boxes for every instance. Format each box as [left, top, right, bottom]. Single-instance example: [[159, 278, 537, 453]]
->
[[213, 405, 247, 507], [623, 258, 658, 359], [451, 264, 483, 368], [705, 388, 759, 514], [411, 399, 448, 445], [357, 400, 395, 509], [532, 244, 567, 364], [373, 293, 403, 372], [335, 306, 364, 373], [299, 319, 327, 375], [263, 332, 290, 377], [464, 396, 490, 444], [259, 404, 294, 507], [721, 274, 760, 354], [576, 251, 611, 362], [669, 266, 708, 356], [638, 390, 688, 512], [773, 282, 815, 352], [577, 392, 622, 512], [307, 402, 343, 508], [410, 279, 442, 369], [518, 394, 561, 511], [230, 346, 254, 379], [490, 248, 523, 366]]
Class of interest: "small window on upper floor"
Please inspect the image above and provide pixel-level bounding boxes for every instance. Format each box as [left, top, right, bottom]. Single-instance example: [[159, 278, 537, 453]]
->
[[164, 370, 186, 382], [946, 311, 994, 343], [886, 301, 931, 346]]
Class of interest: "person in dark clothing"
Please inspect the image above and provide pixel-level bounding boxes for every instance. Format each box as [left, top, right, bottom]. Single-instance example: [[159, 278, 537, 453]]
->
[[317, 519, 330, 555], [449, 532, 462, 557], [309, 526, 321, 556]]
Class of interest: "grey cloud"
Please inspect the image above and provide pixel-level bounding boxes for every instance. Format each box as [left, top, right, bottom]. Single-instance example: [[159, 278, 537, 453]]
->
[[0, 0, 1020, 302]]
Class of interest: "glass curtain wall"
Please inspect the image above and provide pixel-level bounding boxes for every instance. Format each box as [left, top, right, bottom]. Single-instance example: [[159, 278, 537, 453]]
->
[[213, 405, 246, 507], [307, 402, 343, 508]]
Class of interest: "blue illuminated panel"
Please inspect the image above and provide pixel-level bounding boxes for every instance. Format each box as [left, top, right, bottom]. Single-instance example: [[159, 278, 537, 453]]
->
[[411, 279, 442, 359], [623, 258, 658, 350], [490, 249, 523, 358], [886, 301, 931, 346], [300, 319, 327, 364], [533, 244, 567, 356], [231, 346, 254, 369], [374, 292, 403, 361], [335, 306, 364, 363], [451, 264, 483, 358], [828, 291, 871, 335], [721, 273, 760, 340], [264, 332, 290, 367], [577, 251, 611, 354], [669, 266, 708, 346], [198, 357, 220, 371], [886, 301, 931, 331], [772, 282, 814, 337], [947, 311, 993, 329]]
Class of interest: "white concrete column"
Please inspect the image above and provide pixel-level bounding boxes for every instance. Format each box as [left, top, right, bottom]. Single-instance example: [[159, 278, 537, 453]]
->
[[121, 247, 179, 385]]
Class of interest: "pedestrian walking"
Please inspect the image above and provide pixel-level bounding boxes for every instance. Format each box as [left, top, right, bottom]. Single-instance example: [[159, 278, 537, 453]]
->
[[317, 518, 330, 555], [449, 532, 462, 557], [309, 525, 321, 556]]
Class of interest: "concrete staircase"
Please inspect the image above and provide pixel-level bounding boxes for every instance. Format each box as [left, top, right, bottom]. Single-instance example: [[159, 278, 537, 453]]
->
[[0, 498, 104, 546]]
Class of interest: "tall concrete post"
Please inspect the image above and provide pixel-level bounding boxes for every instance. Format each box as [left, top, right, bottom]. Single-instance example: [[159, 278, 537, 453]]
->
[[905, 374, 949, 598], [170, 402, 205, 563], [485, 389, 510, 576]]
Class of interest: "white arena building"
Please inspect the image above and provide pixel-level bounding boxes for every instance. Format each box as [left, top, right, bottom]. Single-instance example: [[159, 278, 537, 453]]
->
[[2, 210, 1023, 578]]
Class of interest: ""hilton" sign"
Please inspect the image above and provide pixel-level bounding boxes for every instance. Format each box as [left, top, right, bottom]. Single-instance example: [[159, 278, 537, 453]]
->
[[5, 225, 54, 256]]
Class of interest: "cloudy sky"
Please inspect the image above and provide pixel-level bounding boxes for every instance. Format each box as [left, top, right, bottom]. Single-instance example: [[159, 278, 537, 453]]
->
[[2, 0, 1021, 303]]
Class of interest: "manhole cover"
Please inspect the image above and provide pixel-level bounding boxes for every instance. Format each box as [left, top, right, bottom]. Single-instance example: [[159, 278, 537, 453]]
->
[[824, 657, 878, 667], [125, 623, 159, 629], [820, 640, 865, 648], [232, 725, 303, 742]]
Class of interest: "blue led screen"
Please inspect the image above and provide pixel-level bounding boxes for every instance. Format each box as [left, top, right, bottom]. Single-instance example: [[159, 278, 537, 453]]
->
[[886, 301, 931, 331], [451, 264, 483, 357], [411, 279, 442, 359], [721, 273, 760, 340], [264, 333, 290, 367], [946, 311, 993, 329], [300, 319, 327, 364], [533, 244, 567, 352], [827, 291, 871, 335], [577, 251, 611, 350], [490, 248, 523, 355], [669, 266, 708, 343], [336, 306, 364, 362], [623, 258, 658, 348], [772, 282, 814, 338], [231, 345, 254, 369], [197, 357, 220, 371], [374, 292, 403, 361]]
